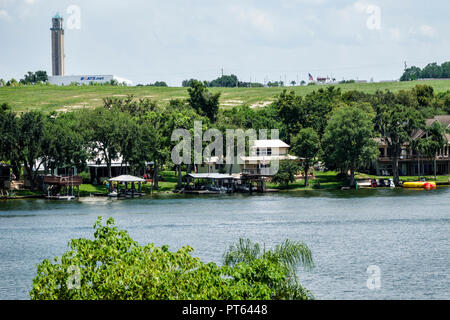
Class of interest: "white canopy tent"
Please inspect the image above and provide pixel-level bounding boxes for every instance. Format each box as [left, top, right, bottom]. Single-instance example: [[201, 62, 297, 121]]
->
[[107, 175, 146, 197], [108, 175, 146, 183]]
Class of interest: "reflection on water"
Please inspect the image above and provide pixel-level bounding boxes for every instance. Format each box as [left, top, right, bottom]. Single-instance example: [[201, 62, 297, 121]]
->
[[0, 187, 449, 300]]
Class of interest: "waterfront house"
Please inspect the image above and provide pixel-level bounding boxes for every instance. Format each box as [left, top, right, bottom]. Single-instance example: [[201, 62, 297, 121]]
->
[[239, 139, 298, 176], [197, 156, 242, 175], [375, 115, 450, 176]]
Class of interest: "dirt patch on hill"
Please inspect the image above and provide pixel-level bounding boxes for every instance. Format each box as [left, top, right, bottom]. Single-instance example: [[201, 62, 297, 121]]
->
[[250, 101, 273, 108]]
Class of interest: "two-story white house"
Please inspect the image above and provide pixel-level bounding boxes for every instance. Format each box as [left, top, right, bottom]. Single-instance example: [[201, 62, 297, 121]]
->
[[239, 139, 298, 176]]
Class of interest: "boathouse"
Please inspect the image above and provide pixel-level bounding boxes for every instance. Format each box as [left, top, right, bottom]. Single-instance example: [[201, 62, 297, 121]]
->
[[43, 175, 83, 199], [107, 175, 146, 198]]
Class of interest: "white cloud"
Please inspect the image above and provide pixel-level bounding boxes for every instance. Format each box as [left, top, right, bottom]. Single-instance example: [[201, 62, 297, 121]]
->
[[0, 0, 14, 6], [353, 1, 369, 13], [0, 0, 36, 7], [0, 9, 11, 20], [388, 28, 402, 41], [230, 6, 273, 32], [418, 24, 436, 38], [281, 0, 326, 5], [408, 24, 437, 40]]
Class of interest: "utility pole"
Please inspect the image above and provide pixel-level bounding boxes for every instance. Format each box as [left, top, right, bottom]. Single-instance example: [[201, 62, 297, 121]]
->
[[221, 68, 223, 77]]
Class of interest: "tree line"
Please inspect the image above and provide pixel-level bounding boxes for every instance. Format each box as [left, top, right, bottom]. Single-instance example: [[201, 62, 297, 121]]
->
[[401, 61, 450, 81], [0, 70, 48, 87], [183, 75, 265, 88], [1, 81, 449, 190]]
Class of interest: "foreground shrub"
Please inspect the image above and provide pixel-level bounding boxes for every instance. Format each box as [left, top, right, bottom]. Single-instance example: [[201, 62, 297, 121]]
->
[[30, 217, 313, 300]]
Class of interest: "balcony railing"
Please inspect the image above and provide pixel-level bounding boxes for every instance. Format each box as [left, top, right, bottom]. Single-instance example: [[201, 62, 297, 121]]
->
[[378, 155, 450, 161], [242, 168, 258, 175], [242, 168, 274, 176]]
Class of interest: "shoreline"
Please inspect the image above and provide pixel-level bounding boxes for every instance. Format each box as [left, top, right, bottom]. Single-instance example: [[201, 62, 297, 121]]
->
[[2, 171, 449, 200], [2, 185, 449, 201]]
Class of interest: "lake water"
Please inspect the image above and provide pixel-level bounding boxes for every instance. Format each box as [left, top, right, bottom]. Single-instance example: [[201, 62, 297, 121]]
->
[[0, 188, 449, 300]]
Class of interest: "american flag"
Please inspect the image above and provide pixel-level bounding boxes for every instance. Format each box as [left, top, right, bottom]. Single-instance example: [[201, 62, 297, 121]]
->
[[308, 73, 314, 81]]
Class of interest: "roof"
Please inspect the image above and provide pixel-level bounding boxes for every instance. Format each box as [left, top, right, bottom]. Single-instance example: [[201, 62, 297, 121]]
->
[[251, 139, 290, 148], [53, 13, 62, 19], [188, 173, 235, 180], [412, 115, 450, 141], [108, 175, 146, 182], [433, 115, 450, 128]]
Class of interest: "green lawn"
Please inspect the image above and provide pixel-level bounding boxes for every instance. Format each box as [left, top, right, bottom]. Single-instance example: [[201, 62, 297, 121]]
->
[[267, 171, 346, 191], [2, 79, 450, 113], [6, 189, 44, 197]]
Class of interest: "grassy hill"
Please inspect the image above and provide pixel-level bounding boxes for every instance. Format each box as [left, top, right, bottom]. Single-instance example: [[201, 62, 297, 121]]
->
[[2, 79, 450, 113]]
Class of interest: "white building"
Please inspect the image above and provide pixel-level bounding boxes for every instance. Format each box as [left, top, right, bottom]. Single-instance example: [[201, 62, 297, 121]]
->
[[240, 139, 298, 176], [48, 75, 132, 86]]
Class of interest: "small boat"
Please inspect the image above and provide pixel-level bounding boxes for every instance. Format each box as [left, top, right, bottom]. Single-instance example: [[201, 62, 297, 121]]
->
[[402, 181, 436, 189], [46, 195, 75, 200], [388, 179, 395, 188], [108, 191, 118, 197]]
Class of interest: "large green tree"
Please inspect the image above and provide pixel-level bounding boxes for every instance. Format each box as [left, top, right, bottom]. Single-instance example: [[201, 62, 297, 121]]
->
[[379, 104, 424, 184], [416, 121, 446, 180], [0, 107, 21, 178], [17, 111, 47, 190], [82, 108, 133, 178], [20, 70, 48, 84], [271, 160, 299, 188], [187, 80, 220, 122], [291, 128, 320, 186], [273, 90, 302, 144], [42, 112, 89, 174], [300, 87, 342, 138], [322, 105, 379, 186]]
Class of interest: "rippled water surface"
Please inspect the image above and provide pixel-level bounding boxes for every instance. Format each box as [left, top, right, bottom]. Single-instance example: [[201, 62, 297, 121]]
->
[[0, 187, 449, 300]]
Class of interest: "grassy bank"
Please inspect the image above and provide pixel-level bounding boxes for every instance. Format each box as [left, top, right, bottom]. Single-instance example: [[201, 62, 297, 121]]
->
[[267, 171, 346, 191], [268, 172, 450, 191], [2, 79, 450, 113]]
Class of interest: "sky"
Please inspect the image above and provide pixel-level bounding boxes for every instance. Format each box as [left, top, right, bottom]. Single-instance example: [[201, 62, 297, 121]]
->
[[1, 0, 449, 86]]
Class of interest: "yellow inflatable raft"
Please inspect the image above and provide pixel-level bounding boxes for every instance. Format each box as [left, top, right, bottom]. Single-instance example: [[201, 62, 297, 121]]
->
[[403, 181, 436, 188]]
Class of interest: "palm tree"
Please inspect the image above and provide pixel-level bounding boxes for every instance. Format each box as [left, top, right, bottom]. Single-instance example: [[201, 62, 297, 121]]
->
[[223, 238, 314, 299]]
